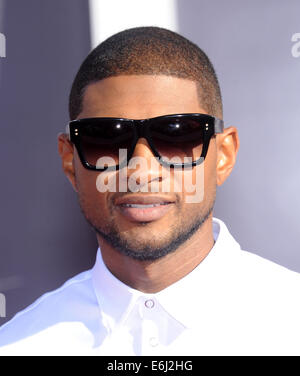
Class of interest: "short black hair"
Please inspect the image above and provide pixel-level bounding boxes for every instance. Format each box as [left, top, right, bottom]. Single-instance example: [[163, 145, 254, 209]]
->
[[69, 26, 222, 120]]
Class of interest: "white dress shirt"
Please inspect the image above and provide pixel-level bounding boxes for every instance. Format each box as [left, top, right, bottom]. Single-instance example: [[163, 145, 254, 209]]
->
[[0, 217, 300, 356]]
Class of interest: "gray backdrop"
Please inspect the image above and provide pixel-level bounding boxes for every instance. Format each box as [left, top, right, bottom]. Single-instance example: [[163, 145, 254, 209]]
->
[[0, 0, 299, 324], [177, 0, 300, 269], [0, 0, 97, 324]]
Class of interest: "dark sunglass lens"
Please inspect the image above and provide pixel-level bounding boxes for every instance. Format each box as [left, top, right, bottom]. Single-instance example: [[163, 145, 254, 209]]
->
[[149, 117, 204, 164], [79, 120, 134, 168]]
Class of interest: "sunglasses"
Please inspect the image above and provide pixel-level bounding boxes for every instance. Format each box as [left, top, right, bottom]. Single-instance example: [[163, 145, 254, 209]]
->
[[65, 113, 224, 171]]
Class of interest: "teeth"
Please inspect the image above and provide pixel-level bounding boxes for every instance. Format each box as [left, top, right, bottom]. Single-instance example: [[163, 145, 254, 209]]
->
[[122, 203, 167, 208]]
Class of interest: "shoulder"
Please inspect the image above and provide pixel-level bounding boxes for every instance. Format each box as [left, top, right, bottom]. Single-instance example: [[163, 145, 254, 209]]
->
[[212, 221, 300, 352], [213, 217, 300, 285], [214, 217, 300, 317], [238, 248, 300, 285], [231, 248, 300, 326], [0, 269, 97, 353]]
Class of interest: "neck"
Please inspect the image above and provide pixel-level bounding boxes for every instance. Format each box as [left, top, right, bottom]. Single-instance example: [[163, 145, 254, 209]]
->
[[96, 215, 215, 293]]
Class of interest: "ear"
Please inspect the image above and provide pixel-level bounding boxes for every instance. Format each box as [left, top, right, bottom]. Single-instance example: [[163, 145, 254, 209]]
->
[[57, 132, 78, 192], [216, 126, 239, 186]]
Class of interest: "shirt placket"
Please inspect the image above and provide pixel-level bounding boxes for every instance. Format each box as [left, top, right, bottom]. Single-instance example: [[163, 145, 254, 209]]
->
[[138, 296, 162, 355]]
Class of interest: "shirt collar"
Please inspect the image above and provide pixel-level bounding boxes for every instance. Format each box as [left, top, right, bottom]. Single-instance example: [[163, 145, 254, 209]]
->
[[91, 217, 241, 330]]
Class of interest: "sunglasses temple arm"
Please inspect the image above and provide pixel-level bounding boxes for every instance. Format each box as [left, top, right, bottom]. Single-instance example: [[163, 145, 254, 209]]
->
[[214, 118, 224, 134], [65, 123, 70, 140]]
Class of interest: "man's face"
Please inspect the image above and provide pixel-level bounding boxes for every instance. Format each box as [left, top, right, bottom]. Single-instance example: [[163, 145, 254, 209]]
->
[[65, 75, 219, 260]]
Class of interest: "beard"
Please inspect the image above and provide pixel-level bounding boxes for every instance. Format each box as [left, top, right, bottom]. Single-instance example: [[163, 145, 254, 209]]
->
[[77, 190, 216, 262], [95, 205, 213, 261]]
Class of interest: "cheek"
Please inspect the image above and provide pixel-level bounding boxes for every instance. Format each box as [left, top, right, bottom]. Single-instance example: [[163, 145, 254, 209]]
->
[[204, 138, 217, 185], [74, 156, 110, 217], [179, 140, 217, 205]]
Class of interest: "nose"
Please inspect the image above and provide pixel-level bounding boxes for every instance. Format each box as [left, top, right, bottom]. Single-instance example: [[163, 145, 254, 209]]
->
[[124, 137, 163, 191], [131, 137, 154, 160]]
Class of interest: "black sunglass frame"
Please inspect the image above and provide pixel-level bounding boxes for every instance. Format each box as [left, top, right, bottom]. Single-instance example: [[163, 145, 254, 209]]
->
[[65, 113, 224, 171]]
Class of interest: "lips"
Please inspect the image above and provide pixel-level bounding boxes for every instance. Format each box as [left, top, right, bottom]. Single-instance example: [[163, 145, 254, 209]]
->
[[114, 194, 176, 222], [121, 203, 170, 208]]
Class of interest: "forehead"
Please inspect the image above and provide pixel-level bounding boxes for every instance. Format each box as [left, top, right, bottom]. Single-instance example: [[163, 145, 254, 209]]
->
[[79, 75, 207, 119]]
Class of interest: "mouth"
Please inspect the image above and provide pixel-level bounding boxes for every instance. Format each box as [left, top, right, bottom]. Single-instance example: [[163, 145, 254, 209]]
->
[[114, 195, 176, 223]]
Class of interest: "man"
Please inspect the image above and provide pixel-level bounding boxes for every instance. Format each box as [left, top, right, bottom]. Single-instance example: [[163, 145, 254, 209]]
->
[[0, 26, 299, 356]]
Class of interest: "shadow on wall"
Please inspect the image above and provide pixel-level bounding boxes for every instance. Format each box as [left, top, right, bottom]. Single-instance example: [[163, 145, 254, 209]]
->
[[0, 0, 97, 325]]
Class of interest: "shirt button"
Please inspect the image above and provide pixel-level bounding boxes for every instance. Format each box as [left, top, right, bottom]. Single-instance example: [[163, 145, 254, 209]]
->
[[149, 337, 159, 347], [145, 299, 155, 309]]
